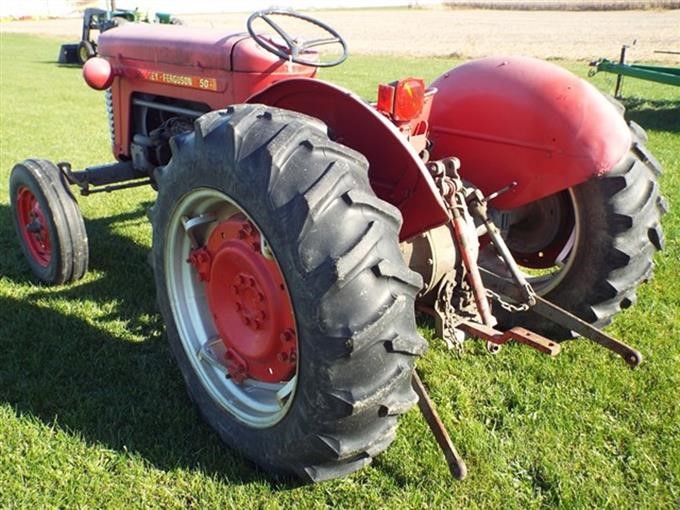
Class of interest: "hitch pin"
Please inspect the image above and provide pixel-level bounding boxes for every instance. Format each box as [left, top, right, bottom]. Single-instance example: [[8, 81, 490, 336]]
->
[[483, 181, 517, 203]]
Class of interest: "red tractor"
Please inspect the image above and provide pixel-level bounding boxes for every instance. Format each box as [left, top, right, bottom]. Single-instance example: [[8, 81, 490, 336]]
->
[[9, 10, 665, 482]]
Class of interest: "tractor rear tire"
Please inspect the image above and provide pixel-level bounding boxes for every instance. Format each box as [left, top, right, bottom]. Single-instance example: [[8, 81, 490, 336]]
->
[[151, 105, 426, 482], [9, 159, 89, 285], [496, 122, 666, 339]]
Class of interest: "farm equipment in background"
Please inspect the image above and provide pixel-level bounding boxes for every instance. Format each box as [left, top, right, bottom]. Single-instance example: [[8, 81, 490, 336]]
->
[[58, 4, 183, 65], [590, 43, 680, 98], [13, 9, 666, 482]]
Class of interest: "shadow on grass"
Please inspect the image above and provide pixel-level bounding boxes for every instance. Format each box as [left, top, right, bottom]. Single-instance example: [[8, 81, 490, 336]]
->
[[623, 98, 680, 133], [0, 202, 298, 489], [33, 59, 81, 67]]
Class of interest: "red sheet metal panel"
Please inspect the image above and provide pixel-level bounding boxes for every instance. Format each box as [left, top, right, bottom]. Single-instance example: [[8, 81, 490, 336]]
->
[[429, 56, 631, 210], [96, 24, 316, 159], [248, 79, 450, 240]]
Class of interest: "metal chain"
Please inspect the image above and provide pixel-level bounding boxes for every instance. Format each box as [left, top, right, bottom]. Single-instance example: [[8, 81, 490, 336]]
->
[[435, 277, 465, 351], [485, 287, 531, 313]]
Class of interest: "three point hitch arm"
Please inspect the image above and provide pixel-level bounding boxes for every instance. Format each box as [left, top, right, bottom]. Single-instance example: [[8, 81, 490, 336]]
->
[[413, 158, 643, 480]]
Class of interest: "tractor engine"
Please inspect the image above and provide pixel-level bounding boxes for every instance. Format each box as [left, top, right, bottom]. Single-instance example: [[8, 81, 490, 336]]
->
[[85, 23, 318, 166]]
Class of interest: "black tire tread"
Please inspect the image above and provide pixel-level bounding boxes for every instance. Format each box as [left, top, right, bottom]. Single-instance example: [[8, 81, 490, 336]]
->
[[9, 159, 88, 284], [501, 124, 666, 338], [152, 104, 425, 483]]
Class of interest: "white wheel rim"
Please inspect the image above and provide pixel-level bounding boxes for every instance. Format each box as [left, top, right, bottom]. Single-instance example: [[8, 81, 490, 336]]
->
[[520, 188, 581, 295], [164, 188, 297, 428]]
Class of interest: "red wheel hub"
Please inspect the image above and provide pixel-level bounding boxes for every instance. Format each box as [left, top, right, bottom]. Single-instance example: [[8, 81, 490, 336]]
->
[[16, 186, 52, 267], [197, 214, 297, 383], [506, 192, 575, 269]]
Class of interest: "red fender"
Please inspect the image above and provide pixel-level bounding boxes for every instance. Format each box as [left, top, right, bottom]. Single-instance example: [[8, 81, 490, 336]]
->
[[248, 78, 449, 240], [428, 56, 631, 210]]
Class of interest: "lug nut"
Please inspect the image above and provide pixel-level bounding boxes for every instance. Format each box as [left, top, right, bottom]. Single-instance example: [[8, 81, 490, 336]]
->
[[280, 329, 295, 343]]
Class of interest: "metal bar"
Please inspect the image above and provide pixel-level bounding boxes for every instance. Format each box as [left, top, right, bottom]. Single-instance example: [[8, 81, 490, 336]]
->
[[132, 98, 205, 118], [451, 211, 494, 326], [81, 179, 153, 194], [61, 160, 153, 195], [630, 64, 680, 77], [468, 196, 534, 305], [596, 60, 680, 87], [83, 161, 141, 186], [457, 319, 560, 356], [416, 303, 560, 356], [480, 268, 643, 368], [412, 371, 467, 480], [615, 45, 628, 98], [531, 297, 642, 368]]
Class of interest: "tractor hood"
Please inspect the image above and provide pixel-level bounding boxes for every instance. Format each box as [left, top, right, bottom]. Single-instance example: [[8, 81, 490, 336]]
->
[[97, 24, 313, 74]]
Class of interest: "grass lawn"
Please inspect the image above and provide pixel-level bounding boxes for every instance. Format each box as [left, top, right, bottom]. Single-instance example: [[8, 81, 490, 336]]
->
[[0, 33, 678, 509]]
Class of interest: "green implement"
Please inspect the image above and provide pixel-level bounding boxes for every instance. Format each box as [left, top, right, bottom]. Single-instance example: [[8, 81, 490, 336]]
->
[[593, 60, 680, 87], [590, 45, 680, 98]]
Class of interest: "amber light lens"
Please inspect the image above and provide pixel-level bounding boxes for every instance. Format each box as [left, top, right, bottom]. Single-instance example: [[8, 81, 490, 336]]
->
[[393, 78, 425, 121]]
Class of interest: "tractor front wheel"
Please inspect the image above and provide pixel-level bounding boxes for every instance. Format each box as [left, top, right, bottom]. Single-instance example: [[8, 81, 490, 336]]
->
[[9, 159, 88, 284], [151, 105, 426, 482], [495, 122, 666, 339], [77, 40, 95, 65]]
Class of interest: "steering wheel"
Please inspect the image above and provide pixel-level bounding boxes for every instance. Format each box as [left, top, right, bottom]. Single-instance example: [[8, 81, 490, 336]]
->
[[246, 9, 348, 68]]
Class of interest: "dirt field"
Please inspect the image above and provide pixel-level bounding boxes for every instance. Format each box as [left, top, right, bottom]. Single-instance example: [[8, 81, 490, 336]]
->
[[1, 8, 679, 62]]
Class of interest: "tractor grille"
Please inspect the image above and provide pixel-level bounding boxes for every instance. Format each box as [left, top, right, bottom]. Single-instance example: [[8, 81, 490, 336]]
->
[[105, 88, 115, 147]]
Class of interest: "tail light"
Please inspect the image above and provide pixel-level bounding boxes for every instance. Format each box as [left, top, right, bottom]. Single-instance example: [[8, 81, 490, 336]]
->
[[377, 78, 426, 122]]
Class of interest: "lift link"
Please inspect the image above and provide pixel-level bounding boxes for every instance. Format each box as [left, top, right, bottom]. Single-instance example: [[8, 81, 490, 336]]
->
[[479, 268, 643, 369], [456, 319, 560, 356], [465, 188, 536, 308], [461, 182, 643, 369], [430, 158, 499, 355]]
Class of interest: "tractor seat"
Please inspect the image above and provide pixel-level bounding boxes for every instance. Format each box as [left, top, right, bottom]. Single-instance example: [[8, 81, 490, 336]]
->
[[98, 24, 252, 71]]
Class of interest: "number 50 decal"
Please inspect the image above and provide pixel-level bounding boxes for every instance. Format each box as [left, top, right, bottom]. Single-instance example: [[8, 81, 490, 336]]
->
[[140, 69, 218, 91]]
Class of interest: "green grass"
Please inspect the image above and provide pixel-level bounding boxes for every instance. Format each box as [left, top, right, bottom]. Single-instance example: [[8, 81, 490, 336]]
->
[[1, 33, 679, 509]]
